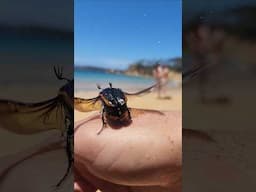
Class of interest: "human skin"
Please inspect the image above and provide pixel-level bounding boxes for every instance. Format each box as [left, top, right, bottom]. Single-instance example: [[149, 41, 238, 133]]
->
[[74, 111, 182, 192]]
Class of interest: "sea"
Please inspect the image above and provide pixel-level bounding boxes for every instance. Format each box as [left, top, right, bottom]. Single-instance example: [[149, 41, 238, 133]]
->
[[75, 69, 178, 93]]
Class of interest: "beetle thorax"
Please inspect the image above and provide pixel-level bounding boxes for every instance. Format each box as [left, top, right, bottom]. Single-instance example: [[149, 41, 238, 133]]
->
[[100, 88, 126, 108]]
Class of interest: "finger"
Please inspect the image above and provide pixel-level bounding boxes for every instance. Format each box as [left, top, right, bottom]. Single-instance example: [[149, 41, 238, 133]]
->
[[74, 167, 96, 192], [75, 162, 130, 192]]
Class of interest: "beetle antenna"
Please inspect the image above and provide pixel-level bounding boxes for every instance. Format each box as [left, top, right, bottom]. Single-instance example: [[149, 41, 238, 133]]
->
[[109, 82, 112, 88], [97, 84, 101, 89]]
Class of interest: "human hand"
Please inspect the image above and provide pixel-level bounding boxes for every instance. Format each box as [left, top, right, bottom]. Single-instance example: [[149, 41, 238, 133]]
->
[[74, 111, 182, 192]]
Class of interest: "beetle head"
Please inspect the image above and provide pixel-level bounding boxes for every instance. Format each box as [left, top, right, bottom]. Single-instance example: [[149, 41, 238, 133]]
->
[[100, 87, 127, 108]]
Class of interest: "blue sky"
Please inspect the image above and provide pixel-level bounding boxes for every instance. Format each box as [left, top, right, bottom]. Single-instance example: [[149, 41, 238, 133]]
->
[[75, 0, 181, 69]]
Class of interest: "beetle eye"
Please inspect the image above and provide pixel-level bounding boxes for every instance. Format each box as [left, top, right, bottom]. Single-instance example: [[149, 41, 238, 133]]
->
[[118, 98, 125, 105]]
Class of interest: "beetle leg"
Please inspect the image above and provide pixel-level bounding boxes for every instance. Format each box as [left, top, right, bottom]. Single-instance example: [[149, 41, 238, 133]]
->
[[56, 134, 73, 187], [56, 117, 73, 187], [127, 108, 132, 120], [97, 109, 107, 135]]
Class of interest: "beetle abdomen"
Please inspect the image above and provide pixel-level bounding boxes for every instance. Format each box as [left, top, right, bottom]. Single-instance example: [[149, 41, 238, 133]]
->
[[105, 107, 131, 126]]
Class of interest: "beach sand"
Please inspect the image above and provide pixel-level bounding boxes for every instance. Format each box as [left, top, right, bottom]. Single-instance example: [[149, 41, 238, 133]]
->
[[182, 78, 256, 192], [75, 87, 182, 122]]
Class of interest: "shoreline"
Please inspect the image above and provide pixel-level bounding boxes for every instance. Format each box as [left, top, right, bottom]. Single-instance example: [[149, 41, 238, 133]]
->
[[75, 68, 182, 82]]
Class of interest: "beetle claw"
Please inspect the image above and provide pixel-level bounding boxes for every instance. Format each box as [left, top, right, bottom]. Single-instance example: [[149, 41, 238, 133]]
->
[[97, 124, 106, 135], [97, 84, 101, 89]]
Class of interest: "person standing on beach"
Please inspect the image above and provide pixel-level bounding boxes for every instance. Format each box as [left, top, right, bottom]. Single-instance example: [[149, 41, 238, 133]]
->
[[153, 63, 170, 99], [185, 24, 228, 104], [162, 65, 170, 98]]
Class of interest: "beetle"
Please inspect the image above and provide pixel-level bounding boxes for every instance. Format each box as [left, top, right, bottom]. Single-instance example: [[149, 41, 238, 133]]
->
[[74, 82, 158, 134], [0, 66, 73, 188]]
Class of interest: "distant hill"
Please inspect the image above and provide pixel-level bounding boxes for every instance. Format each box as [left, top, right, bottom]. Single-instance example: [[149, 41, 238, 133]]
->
[[75, 66, 108, 72], [125, 57, 182, 76], [75, 65, 123, 74], [75, 57, 182, 77]]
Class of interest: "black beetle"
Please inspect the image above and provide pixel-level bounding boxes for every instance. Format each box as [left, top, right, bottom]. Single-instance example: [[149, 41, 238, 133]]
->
[[75, 82, 157, 134], [0, 66, 73, 188]]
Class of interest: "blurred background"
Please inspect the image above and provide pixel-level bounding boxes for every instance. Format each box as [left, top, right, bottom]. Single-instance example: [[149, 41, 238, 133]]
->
[[183, 1, 256, 191], [75, 0, 182, 121], [0, 0, 73, 101], [0, 1, 73, 189]]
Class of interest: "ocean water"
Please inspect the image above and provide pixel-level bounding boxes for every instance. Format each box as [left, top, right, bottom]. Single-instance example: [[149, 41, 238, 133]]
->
[[75, 69, 157, 92]]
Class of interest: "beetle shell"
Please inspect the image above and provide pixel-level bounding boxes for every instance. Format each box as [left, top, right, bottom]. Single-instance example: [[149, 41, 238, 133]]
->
[[99, 87, 131, 124], [100, 88, 126, 107]]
